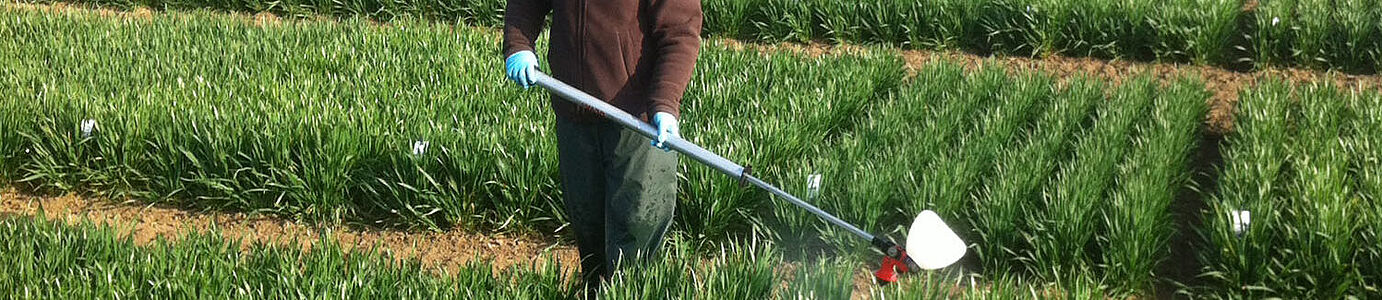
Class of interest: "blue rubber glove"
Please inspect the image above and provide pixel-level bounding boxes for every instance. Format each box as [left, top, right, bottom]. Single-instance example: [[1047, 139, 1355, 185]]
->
[[650, 112, 679, 152], [505, 51, 539, 88]]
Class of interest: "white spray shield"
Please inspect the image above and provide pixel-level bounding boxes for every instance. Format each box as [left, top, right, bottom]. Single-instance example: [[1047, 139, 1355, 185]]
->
[[906, 210, 967, 270]]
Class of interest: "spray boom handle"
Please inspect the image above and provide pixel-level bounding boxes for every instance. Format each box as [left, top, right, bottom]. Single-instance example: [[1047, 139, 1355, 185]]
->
[[531, 71, 747, 178]]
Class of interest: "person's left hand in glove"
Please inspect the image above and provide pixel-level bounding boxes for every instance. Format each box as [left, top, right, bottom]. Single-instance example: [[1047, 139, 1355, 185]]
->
[[650, 112, 679, 151]]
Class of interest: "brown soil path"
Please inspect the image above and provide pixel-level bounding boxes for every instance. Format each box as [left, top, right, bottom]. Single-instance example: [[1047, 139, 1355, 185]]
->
[[0, 189, 581, 274]]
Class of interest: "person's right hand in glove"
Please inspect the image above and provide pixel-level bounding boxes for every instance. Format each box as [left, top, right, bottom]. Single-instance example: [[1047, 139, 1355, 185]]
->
[[650, 112, 679, 151], [505, 50, 539, 88]]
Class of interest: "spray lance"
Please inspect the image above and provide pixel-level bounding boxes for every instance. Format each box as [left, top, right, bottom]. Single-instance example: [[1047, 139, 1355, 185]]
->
[[530, 71, 967, 284]]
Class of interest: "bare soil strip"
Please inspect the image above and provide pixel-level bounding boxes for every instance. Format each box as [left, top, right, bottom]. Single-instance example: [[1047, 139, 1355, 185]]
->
[[0, 189, 580, 274]]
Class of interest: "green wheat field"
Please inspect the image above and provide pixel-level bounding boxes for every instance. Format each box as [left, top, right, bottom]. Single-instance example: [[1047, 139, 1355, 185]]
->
[[0, 2, 1378, 299]]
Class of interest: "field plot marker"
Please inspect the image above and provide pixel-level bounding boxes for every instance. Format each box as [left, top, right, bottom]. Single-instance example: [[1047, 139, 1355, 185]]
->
[[80, 119, 97, 138], [806, 174, 822, 202], [412, 140, 430, 156], [1230, 210, 1250, 237]]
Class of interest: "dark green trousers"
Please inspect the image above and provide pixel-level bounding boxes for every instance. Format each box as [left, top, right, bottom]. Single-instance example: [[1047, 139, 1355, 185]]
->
[[555, 117, 677, 286]]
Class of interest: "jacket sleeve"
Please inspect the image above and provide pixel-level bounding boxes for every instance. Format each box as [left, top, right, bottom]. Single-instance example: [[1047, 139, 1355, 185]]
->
[[645, 0, 703, 119], [502, 0, 552, 57]]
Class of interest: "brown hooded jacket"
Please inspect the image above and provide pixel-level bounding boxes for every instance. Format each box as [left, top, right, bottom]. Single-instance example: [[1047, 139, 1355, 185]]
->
[[503, 0, 703, 121]]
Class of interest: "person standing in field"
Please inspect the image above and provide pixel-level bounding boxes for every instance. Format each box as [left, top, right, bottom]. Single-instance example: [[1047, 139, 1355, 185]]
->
[[500, 0, 703, 293]]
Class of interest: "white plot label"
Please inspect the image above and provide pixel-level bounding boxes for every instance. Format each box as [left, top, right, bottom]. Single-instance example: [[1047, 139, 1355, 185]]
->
[[1230, 210, 1251, 236], [80, 119, 98, 138], [806, 174, 822, 201], [412, 140, 430, 156]]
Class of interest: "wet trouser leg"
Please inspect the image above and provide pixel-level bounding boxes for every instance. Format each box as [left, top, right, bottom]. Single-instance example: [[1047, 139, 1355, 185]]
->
[[555, 117, 677, 287]]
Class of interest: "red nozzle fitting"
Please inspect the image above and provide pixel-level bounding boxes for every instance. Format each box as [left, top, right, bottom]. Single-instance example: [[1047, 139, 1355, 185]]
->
[[874, 245, 912, 284]]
